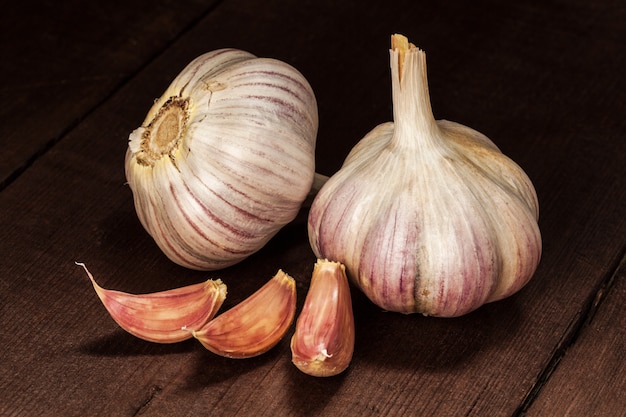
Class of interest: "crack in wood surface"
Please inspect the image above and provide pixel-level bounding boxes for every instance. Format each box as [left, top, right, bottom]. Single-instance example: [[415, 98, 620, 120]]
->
[[514, 248, 626, 416], [133, 385, 163, 416]]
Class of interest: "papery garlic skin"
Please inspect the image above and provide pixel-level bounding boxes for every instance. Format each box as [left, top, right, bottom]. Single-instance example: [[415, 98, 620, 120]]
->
[[191, 269, 296, 358], [291, 259, 355, 377], [77, 263, 227, 343], [308, 35, 541, 317], [125, 49, 318, 270]]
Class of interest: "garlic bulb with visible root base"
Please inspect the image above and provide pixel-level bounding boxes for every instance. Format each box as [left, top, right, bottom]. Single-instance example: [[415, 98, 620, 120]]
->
[[125, 49, 318, 271], [308, 34, 542, 317]]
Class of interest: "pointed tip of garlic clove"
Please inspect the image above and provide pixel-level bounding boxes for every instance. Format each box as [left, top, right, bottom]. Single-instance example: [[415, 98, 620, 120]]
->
[[192, 269, 297, 358], [77, 262, 227, 344], [291, 259, 355, 377]]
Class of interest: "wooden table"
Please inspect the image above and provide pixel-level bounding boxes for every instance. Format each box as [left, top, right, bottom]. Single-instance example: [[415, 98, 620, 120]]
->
[[1, 1, 624, 416]]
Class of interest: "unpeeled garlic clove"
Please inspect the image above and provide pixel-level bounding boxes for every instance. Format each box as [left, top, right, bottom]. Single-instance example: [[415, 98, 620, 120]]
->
[[291, 259, 355, 377], [190, 269, 296, 358], [78, 262, 227, 343]]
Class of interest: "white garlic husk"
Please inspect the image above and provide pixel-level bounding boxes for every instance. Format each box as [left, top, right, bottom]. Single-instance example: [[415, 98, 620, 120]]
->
[[308, 35, 541, 317], [125, 49, 318, 270]]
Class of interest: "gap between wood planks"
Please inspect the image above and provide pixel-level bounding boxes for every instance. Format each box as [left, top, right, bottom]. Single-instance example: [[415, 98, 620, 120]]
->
[[0, 0, 227, 193], [513, 248, 626, 416]]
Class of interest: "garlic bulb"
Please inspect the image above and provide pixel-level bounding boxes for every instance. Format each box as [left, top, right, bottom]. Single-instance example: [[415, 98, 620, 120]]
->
[[125, 49, 318, 270], [308, 34, 542, 317]]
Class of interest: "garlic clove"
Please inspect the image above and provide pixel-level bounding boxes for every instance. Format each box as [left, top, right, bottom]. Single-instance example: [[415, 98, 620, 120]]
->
[[291, 259, 355, 377], [190, 269, 296, 358], [77, 262, 227, 343]]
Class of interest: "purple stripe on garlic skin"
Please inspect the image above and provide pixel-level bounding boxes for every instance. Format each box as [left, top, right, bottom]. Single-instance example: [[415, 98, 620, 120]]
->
[[169, 183, 256, 254], [307, 34, 541, 317], [125, 49, 318, 271], [229, 68, 318, 113]]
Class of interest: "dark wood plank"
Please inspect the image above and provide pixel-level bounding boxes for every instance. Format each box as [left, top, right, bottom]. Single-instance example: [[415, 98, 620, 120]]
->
[[0, 0, 624, 416], [524, 255, 626, 416], [0, 0, 218, 187]]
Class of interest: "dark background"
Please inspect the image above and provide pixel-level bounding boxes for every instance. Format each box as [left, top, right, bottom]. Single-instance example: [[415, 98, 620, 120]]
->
[[0, 1, 624, 416]]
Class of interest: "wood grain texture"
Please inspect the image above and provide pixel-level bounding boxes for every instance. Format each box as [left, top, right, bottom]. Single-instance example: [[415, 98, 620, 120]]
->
[[524, 255, 626, 417], [0, 0, 218, 187], [0, 0, 624, 416]]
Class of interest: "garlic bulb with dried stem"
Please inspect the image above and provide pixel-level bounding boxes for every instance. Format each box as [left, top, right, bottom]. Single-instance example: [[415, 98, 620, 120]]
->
[[308, 34, 542, 317], [125, 49, 318, 270]]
